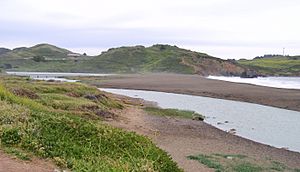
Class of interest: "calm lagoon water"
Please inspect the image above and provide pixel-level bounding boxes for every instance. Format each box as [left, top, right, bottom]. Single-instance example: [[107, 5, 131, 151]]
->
[[207, 76, 300, 89], [101, 88, 300, 153], [6, 72, 114, 82]]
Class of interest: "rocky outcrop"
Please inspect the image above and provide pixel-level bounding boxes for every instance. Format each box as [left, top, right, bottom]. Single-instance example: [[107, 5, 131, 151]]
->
[[240, 69, 258, 78]]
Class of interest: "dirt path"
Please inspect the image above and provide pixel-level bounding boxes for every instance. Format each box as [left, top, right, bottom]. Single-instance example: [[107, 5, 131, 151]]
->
[[107, 94, 300, 172], [0, 151, 56, 172], [96, 74, 300, 112]]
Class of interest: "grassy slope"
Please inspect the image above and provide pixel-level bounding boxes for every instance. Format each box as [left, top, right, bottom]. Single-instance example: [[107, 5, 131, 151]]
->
[[83, 45, 196, 74], [238, 56, 300, 76], [81, 44, 245, 75], [0, 44, 80, 72], [0, 44, 245, 75], [2, 43, 300, 76], [0, 44, 71, 59], [0, 76, 181, 171]]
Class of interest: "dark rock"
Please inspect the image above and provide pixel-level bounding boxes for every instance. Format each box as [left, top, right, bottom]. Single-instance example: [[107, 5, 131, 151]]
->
[[228, 128, 236, 134], [84, 94, 98, 100], [192, 113, 204, 121], [47, 79, 56, 82], [240, 69, 258, 78]]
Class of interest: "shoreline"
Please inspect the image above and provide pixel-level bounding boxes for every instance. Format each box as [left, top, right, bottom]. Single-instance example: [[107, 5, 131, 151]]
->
[[102, 88, 300, 153], [105, 92, 300, 171], [88, 74, 300, 112]]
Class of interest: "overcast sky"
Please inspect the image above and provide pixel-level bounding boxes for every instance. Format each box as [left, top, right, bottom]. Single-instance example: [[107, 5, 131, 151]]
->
[[1, 0, 300, 59]]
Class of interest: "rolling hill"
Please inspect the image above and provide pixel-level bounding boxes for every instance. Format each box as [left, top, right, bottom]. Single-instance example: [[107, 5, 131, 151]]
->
[[238, 55, 300, 76], [0, 43, 72, 59], [0, 44, 246, 76], [1, 43, 299, 76], [0, 48, 11, 55], [80, 44, 245, 75]]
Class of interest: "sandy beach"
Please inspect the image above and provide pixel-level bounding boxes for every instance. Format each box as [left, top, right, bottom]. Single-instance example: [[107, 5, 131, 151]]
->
[[93, 74, 300, 112]]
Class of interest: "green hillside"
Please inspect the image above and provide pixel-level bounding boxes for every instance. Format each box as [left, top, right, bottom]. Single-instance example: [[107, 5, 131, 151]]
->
[[238, 56, 300, 76], [82, 44, 245, 75], [1, 43, 299, 76], [0, 44, 81, 71], [82, 45, 195, 74], [0, 48, 11, 55], [0, 44, 72, 60], [0, 44, 245, 76]]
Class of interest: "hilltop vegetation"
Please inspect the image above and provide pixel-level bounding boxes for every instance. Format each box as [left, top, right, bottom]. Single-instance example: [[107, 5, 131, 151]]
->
[[0, 48, 11, 55], [0, 44, 245, 76], [0, 76, 181, 171], [82, 45, 244, 75], [238, 55, 300, 76], [0, 44, 72, 59], [1, 43, 299, 76]]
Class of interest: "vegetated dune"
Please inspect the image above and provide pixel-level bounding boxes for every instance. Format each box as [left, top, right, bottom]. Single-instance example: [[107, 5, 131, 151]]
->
[[0, 76, 181, 171]]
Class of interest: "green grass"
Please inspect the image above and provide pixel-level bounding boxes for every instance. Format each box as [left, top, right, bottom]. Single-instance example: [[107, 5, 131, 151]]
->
[[0, 44, 71, 59], [187, 154, 223, 172], [188, 153, 298, 172], [270, 161, 287, 171], [233, 163, 263, 172], [3, 147, 31, 161], [1, 44, 244, 76], [238, 56, 300, 76], [144, 107, 204, 120], [213, 153, 247, 159], [0, 76, 182, 171]]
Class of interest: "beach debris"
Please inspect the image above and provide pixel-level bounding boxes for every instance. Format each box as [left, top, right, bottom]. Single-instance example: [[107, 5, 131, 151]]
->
[[228, 128, 236, 134], [192, 113, 204, 121], [281, 147, 289, 150], [226, 156, 233, 160]]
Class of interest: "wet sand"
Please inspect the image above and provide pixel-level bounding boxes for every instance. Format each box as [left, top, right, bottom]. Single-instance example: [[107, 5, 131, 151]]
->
[[95, 74, 300, 112]]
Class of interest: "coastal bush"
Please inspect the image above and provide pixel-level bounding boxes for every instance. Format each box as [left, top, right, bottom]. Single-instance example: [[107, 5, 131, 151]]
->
[[233, 163, 263, 172], [144, 107, 204, 120], [3, 147, 31, 161], [187, 154, 223, 171]]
